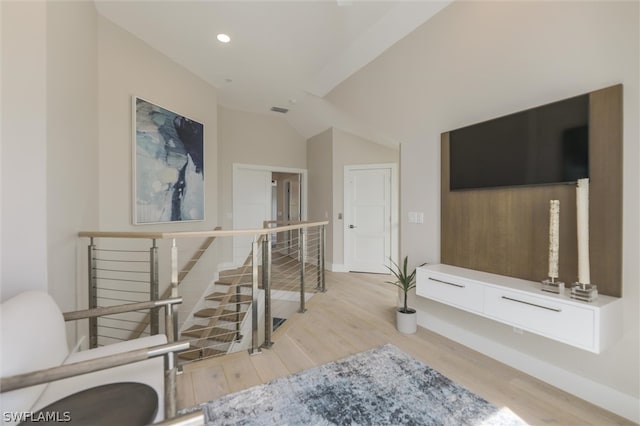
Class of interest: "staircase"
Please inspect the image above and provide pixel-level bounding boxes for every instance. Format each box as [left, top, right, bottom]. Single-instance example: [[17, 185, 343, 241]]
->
[[177, 248, 320, 363], [79, 222, 326, 361], [179, 235, 272, 361], [177, 238, 264, 362]]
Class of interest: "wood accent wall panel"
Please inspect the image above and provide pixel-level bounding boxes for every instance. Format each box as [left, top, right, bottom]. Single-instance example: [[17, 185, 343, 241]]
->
[[588, 85, 623, 297], [441, 84, 622, 297]]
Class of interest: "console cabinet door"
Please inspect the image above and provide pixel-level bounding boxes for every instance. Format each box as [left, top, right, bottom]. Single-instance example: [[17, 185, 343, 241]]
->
[[483, 286, 595, 351], [416, 269, 484, 314]]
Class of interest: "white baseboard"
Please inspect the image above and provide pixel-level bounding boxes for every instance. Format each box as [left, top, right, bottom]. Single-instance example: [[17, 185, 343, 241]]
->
[[418, 312, 640, 423]]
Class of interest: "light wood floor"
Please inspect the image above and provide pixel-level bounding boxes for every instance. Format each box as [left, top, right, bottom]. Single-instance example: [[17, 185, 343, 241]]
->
[[177, 271, 633, 425]]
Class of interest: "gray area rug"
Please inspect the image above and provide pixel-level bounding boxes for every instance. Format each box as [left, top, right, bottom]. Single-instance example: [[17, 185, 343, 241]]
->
[[184, 344, 526, 425]]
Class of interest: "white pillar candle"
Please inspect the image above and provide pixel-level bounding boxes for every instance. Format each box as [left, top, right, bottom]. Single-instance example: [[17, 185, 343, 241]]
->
[[576, 178, 590, 284], [548, 200, 560, 279]]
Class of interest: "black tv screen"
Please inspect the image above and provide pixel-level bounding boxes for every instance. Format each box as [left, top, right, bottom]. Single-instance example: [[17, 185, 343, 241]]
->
[[449, 94, 589, 191]]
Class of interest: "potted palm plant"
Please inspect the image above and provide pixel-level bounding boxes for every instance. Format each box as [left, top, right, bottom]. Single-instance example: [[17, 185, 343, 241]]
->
[[385, 256, 424, 334]]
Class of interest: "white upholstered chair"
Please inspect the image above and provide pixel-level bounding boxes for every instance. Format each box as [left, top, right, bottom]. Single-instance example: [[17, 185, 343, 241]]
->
[[0, 291, 188, 425]]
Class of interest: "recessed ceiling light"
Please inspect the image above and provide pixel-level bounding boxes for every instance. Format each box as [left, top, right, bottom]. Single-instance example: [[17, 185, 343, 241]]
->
[[217, 33, 231, 43]]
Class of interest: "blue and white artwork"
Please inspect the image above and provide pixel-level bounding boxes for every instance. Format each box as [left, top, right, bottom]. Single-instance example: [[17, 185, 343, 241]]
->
[[134, 97, 204, 224]]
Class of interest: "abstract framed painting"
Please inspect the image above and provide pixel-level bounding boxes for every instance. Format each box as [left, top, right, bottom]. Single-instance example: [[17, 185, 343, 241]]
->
[[133, 97, 204, 224]]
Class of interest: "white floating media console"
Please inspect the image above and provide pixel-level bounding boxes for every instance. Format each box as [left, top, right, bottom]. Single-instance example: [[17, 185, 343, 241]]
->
[[416, 264, 622, 353]]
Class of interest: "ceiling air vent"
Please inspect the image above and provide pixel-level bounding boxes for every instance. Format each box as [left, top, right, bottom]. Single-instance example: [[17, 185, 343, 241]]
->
[[270, 106, 289, 114]]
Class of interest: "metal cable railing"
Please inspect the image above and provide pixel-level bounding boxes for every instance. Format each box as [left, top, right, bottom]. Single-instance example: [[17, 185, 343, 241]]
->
[[80, 221, 327, 361], [263, 222, 325, 344], [87, 236, 218, 347], [88, 245, 154, 346]]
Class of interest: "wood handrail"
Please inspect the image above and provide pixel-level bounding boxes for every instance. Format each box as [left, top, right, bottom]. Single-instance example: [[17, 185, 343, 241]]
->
[[78, 221, 329, 239], [0, 341, 189, 393], [63, 298, 183, 321]]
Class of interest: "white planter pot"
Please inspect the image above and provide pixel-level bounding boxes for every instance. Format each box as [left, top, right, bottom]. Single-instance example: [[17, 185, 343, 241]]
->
[[396, 308, 417, 334]]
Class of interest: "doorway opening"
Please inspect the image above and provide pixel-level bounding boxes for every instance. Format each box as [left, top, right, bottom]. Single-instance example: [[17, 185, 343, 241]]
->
[[232, 164, 307, 266]]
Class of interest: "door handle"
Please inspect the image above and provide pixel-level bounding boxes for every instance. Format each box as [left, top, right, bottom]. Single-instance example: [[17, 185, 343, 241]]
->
[[349, 224, 357, 229]]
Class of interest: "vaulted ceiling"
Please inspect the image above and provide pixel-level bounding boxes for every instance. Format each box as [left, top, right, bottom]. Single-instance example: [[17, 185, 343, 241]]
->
[[95, 1, 452, 145]]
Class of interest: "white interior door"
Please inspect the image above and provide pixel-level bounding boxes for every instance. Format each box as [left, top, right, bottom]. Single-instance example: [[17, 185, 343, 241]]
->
[[344, 166, 393, 274], [233, 167, 272, 266], [287, 177, 301, 222]]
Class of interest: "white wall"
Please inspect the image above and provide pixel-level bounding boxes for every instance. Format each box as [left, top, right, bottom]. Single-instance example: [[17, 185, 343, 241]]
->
[[218, 105, 307, 228], [1, 1, 49, 301], [1, 1, 99, 314], [217, 106, 307, 264], [307, 128, 334, 264], [327, 1, 639, 421], [98, 16, 218, 233], [3, 3, 222, 312], [46, 1, 99, 314], [93, 16, 222, 329], [331, 128, 398, 267], [306, 127, 399, 269], [1, 1, 99, 350]]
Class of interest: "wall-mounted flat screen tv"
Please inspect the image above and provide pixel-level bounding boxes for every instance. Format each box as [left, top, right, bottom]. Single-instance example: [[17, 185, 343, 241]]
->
[[449, 94, 589, 191]]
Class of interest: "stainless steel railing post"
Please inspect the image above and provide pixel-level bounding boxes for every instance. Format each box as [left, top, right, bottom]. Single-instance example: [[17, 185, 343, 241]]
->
[[88, 238, 98, 348], [235, 283, 242, 341], [320, 225, 326, 293], [164, 350, 177, 419], [170, 239, 179, 298], [164, 303, 176, 344], [299, 228, 307, 313], [249, 239, 262, 355], [316, 227, 321, 291], [262, 234, 273, 348], [150, 239, 159, 336], [169, 239, 179, 341]]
